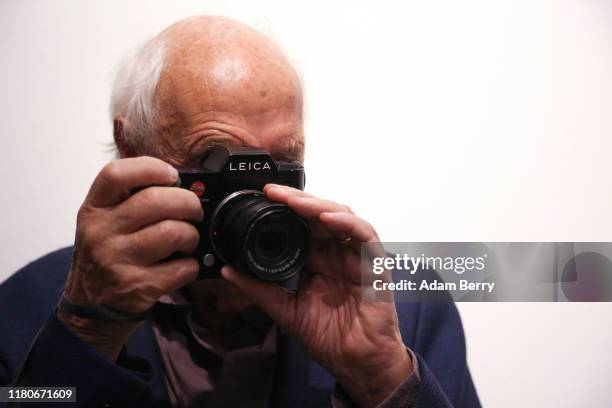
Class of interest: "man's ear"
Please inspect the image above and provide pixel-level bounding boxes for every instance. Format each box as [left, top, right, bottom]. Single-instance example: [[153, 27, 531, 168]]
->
[[113, 116, 137, 158]]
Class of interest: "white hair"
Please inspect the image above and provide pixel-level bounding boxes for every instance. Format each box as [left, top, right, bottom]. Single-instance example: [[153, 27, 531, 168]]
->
[[109, 36, 167, 153]]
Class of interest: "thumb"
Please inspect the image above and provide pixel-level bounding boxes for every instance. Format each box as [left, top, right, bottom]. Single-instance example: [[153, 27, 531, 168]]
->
[[221, 265, 296, 332]]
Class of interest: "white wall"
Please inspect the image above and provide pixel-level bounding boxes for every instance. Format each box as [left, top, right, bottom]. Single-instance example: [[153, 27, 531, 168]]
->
[[1, 0, 611, 406]]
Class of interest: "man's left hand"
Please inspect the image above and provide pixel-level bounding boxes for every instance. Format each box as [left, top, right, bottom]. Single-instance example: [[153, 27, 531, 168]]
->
[[221, 184, 413, 407]]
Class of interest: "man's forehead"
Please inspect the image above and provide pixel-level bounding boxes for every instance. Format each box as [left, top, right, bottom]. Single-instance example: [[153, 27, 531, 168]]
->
[[158, 50, 302, 115]]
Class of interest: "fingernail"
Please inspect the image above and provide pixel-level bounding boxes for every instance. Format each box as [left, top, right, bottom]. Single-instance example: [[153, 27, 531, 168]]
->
[[220, 266, 233, 279], [168, 166, 179, 180]]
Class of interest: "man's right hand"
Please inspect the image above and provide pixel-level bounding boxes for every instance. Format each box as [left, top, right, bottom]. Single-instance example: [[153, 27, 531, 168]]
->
[[58, 157, 203, 361]]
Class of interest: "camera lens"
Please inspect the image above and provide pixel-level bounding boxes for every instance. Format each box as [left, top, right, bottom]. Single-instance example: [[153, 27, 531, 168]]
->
[[210, 191, 310, 282], [254, 224, 289, 260]]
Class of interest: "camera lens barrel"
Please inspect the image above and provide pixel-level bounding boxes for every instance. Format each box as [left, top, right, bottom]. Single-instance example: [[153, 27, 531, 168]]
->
[[210, 190, 310, 282]]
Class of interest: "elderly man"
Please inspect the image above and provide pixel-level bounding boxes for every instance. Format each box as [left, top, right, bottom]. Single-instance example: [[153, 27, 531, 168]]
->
[[0, 16, 479, 407]]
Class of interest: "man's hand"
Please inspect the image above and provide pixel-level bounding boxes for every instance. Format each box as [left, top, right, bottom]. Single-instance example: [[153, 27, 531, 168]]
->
[[221, 184, 413, 407], [59, 157, 203, 361]]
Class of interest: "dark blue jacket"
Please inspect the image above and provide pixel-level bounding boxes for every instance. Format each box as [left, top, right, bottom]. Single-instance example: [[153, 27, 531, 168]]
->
[[0, 248, 480, 407]]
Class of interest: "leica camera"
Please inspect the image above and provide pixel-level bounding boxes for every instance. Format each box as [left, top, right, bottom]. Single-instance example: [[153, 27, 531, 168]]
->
[[177, 146, 310, 282]]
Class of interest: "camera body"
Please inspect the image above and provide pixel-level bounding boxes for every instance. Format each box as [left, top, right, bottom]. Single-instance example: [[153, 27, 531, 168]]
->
[[177, 146, 309, 282]]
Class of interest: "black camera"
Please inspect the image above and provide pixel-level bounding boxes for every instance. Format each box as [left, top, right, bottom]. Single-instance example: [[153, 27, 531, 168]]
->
[[177, 146, 310, 282]]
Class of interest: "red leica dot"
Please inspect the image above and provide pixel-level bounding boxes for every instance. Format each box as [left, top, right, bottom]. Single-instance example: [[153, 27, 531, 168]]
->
[[190, 181, 205, 197]]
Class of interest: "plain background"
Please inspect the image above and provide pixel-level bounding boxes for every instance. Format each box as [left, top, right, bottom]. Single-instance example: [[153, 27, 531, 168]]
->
[[1, 0, 611, 406]]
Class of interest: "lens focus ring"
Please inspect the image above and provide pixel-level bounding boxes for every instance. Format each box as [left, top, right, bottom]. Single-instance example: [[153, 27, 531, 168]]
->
[[209, 190, 310, 282]]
